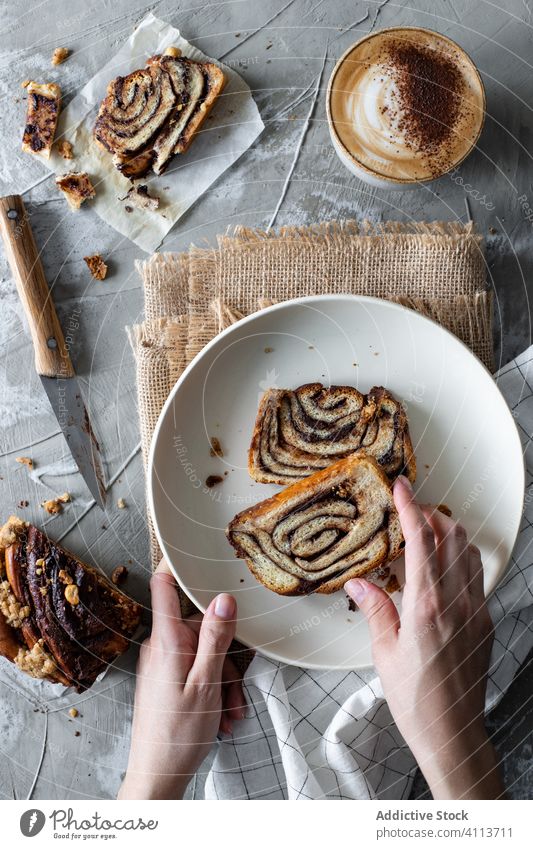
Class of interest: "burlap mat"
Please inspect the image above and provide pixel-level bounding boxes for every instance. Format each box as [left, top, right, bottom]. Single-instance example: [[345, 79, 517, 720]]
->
[[128, 220, 492, 616]]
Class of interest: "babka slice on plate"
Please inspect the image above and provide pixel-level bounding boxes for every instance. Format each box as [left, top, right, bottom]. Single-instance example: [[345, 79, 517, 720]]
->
[[249, 383, 416, 486], [227, 454, 404, 595], [94, 52, 226, 178], [0, 517, 141, 691]]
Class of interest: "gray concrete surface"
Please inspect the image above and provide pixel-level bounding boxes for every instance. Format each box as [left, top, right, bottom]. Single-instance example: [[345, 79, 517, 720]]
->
[[0, 0, 532, 800]]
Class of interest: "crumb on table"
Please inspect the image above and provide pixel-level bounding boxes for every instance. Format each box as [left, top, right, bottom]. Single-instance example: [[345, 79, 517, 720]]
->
[[41, 492, 70, 514], [205, 475, 224, 488], [111, 565, 128, 585], [16, 456, 33, 469], [52, 47, 70, 65], [84, 254, 108, 280]]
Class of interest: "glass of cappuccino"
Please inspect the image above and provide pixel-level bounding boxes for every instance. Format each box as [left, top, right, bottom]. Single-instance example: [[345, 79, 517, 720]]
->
[[327, 27, 485, 188]]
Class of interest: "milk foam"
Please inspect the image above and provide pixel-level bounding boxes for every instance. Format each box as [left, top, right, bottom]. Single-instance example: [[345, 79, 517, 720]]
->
[[329, 28, 485, 182]]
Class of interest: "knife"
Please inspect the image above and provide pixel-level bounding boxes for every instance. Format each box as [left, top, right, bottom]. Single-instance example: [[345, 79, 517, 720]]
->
[[0, 195, 106, 508]]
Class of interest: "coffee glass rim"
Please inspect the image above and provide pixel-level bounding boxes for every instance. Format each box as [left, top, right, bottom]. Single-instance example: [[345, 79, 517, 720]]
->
[[326, 25, 487, 185]]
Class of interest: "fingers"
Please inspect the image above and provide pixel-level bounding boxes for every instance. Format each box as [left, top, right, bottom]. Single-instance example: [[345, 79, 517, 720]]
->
[[188, 594, 237, 687], [393, 476, 439, 593], [467, 543, 486, 602], [150, 558, 183, 641], [420, 506, 470, 602], [148, 558, 200, 683], [345, 579, 400, 650], [222, 658, 246, 720], [223, 680, 247, 727]]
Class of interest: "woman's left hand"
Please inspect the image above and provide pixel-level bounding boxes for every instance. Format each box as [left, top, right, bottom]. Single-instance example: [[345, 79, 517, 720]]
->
[[119, 559, 246, 800]]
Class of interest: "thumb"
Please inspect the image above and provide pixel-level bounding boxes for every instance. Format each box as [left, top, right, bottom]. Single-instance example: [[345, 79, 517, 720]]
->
[[188, 594, 237, 687], [345, 579, 400, 648]]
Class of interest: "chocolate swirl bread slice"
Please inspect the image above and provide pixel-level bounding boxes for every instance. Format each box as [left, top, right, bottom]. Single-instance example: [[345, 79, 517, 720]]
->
[[249, 383, 416, 486], [94, 53, 225, 178], [0, 517, 141, 691], [227, 455, 404, 595]]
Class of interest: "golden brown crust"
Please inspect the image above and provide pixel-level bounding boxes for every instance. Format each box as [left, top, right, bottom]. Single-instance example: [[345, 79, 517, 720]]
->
[[228, 454, 404, 595], [168, 59, 226, 155]]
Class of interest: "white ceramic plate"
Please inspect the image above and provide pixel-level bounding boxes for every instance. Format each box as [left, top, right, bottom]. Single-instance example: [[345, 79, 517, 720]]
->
[[148, 295, 524, 670]]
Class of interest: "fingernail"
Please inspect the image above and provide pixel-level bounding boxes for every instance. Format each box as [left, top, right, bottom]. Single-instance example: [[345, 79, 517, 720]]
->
[[214, 593, 236, 620], [397, 474, 413, 493], [345, 579, 368, 603]]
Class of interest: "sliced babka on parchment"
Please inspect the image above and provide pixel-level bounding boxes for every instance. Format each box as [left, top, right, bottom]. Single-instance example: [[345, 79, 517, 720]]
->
[[94, 52, 226, 178]]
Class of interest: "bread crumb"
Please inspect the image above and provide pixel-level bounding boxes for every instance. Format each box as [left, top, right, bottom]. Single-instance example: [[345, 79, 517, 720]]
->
[[210, 437, 224, 458], [21, 79, 31, 88], [264, 347, 274, 353], [437, 503, 452, 517], [123, 184, 159, 212], [65, 584, 79, 605], [52, 47, 70, 65], [117, 497, 126, 509], [385, 574, 401, 594], [163, 46, 182, 58], [69, 707, 78, 718], [111, 565, 128, 585], [56, 139, 74, 159], [17, 500, 29, 508], [42, 498, 61, 514], [205, 475, 224, 488], [346, 594, 357, 612], [56, 171, 95, 210], [41, 494, 69, 514], [16, 456, 33, 469], [84, 254, 107, 280]]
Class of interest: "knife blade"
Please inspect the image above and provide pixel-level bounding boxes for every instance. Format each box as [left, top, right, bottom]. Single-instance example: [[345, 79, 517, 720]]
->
[[0, 195, 106, 508]]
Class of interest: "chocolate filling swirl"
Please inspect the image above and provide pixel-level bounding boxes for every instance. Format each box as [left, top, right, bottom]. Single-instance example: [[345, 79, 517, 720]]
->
[[228, 455, 403, 595], [249, 384, 416, 485]]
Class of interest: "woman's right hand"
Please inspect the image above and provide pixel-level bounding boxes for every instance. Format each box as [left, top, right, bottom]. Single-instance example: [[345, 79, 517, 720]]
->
[[345, 475, 504, 799]]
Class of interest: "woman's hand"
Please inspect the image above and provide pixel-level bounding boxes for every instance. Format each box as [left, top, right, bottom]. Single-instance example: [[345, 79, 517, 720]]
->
[[119, 559, 246, 800], [345, 475, 504, 800]]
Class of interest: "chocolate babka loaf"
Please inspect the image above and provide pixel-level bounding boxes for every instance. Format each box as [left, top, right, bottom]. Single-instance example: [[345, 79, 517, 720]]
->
[[249, 384, 416, 486], [0, 517, 141, 691], [94, 53, 225, 178], [227, 455, 404, 595]]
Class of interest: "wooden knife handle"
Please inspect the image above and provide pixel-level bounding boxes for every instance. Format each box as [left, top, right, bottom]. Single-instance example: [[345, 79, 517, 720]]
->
[[0, 195, 74, 378]]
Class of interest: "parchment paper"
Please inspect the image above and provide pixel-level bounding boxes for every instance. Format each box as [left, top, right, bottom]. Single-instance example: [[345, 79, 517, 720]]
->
[[44, 13, 264, 253]]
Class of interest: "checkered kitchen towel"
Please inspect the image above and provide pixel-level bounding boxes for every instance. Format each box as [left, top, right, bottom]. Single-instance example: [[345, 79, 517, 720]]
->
[[204, 347, 533, 800]]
